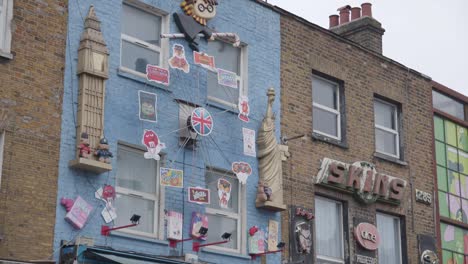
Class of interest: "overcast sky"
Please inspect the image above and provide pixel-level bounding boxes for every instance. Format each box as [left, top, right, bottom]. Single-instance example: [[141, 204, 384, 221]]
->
[[267, 0, 468, 96]]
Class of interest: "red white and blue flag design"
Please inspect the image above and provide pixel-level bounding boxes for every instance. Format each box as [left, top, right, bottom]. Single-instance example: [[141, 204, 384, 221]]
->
[[190, 108, 213, 136]]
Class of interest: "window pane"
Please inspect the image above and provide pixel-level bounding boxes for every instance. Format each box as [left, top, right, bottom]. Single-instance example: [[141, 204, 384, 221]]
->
[[205, 214, 238, 249], [121, 40, 160, 73], [438, 191, 449, 217], [449, 194, 461, 222], [433, 90, 465, 120], [116, 146, 157, 194], [207, 41, 240, 74], [206, 172, 239, 213], [115, 194, 155, 234], [447, 146, 458, 171], [122, 4, 161, 46], [315, 197, 343, 259], [313, 107, 338, 137], [438, 166, 448, 191], [377, 214, 401, 264], [445, 121, 457, 147], [459, 150, 468, 175], [436, 141, 446, 166], [434, 116, 445, 142], [374, 100, 396, 129], [461, 174, 468, 198], [312, 77, 338, 109], [458, 125, 468, 151], [207, 71, 238, 105], [375, 128, 397, 156], [448, 170, 460, 195]]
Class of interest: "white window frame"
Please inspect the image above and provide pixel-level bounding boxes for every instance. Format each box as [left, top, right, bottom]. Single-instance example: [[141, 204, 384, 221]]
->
[[207, 43, 248, 110], [312, 75, 341, 140], [119, 2, 169, 78], [205, 171, 245, 254], [115, 144, 164, 239], [374, 98, 400, 158], [315, 196, 345, 264], [0, 131, 5, 189], [0, 0, 13, 58], [376, 212, 403, 264]]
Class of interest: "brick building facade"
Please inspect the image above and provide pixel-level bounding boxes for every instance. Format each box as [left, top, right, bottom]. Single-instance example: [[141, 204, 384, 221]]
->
[[0, 0, 68, 261], [278, 4, 437, 264]]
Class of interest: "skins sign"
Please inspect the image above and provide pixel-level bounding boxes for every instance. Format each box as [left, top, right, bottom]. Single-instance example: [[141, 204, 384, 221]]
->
[[315, 158, 407, 204]]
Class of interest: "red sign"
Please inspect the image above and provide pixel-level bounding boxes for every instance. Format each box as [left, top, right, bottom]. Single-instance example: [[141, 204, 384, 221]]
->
[[193, 51, 215, 69], [146, 64, 169, 86], [354, 223, 380, 251], [188, 187, 210, 204]]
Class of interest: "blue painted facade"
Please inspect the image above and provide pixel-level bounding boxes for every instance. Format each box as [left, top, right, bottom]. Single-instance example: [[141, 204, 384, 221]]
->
[[53, 0, 281, 263]]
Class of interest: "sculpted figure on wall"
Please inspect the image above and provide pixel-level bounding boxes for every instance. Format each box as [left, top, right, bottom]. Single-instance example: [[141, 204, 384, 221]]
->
[[256, 88, 286, 211]]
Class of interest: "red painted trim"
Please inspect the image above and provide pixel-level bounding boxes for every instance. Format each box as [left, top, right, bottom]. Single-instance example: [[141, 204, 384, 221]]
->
[[440, 216, 468, 230], [431, 109, 442, 261], [101, 223, 137, 236], [432, 81, 468, 104], [249, 249, 283, 260], [192, 240, 229, 252], [434, 109, 468, 128], [168, 237, 194, 248]]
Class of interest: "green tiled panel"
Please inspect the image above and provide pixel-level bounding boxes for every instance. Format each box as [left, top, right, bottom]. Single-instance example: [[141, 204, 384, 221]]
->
[[442, 250, 452, 264], [435, 116, 445, 141]]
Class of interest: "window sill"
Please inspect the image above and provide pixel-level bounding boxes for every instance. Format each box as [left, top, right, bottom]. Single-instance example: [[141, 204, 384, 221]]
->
[[0, 50, 13, 60], [201, 247, 251, 260], [206, 100, 239, 115], [312, 132, 348, 149], [111, 230, 168, 245], [373, 152, 407, 166], [117, 67, 172, 92]]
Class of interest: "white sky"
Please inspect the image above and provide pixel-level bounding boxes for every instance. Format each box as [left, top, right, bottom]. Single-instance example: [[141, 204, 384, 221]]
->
[[267, 0, 468, 96]]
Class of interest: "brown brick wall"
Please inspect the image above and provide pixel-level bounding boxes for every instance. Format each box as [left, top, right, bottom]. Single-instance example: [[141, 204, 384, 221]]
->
[[280, 14, 435, 264], [0, 0, 67, 260]]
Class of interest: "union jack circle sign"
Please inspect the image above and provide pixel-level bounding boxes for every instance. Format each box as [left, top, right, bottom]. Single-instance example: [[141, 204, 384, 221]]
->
[[190, 108, 213, 136]]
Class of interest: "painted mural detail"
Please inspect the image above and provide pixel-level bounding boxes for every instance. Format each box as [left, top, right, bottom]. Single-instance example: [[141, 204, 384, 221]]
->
[[78, 132, 91, 159], [139, 90, 157, 123], [217, 178, 231, 209], [191, 212, 208, 240], [174, 0, 218, 51], [189, 108, 213, 136], [168, 44, 190, 73], [256, 88, 287, 210], [188, 187, 210, 204], [160, 168, 184, 188], [142, 129, 166, 160], [238, 96, 250, 123], [146, 64, 170, 86], [94, 137, 113, 164], [95, 185, 117, 223], [232, 162, 252, 185], [167, 211, 183, 240], [61, 196, 93, 229], [249, 226, 266, 254], [315, 158, 407, 204], [193, 51, 215, 70], [243, 127, 256, 157], [291, 206, 313, 258], [268, 220, 279, 251]]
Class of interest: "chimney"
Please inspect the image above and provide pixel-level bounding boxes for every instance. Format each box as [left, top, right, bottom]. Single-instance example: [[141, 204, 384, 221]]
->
[[329, 3, 385, 54]]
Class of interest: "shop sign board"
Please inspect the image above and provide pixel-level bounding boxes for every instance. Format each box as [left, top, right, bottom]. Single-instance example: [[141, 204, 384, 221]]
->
[[315, 158, 407, 204], [354, 223, 380, 251]]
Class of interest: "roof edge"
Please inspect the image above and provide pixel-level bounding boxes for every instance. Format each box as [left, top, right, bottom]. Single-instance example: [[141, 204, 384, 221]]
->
[[251, 0, 432, 81]]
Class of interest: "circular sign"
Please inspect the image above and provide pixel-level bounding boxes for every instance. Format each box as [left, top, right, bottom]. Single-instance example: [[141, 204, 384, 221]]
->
[[421, 250, 439, 264], [189, 108, 214, 136], [354, 223, 380, 251]]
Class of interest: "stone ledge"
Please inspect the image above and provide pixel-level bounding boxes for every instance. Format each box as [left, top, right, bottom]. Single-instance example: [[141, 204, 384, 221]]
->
[[69, 157, 112, 173], [255, 201, 287, 212]]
